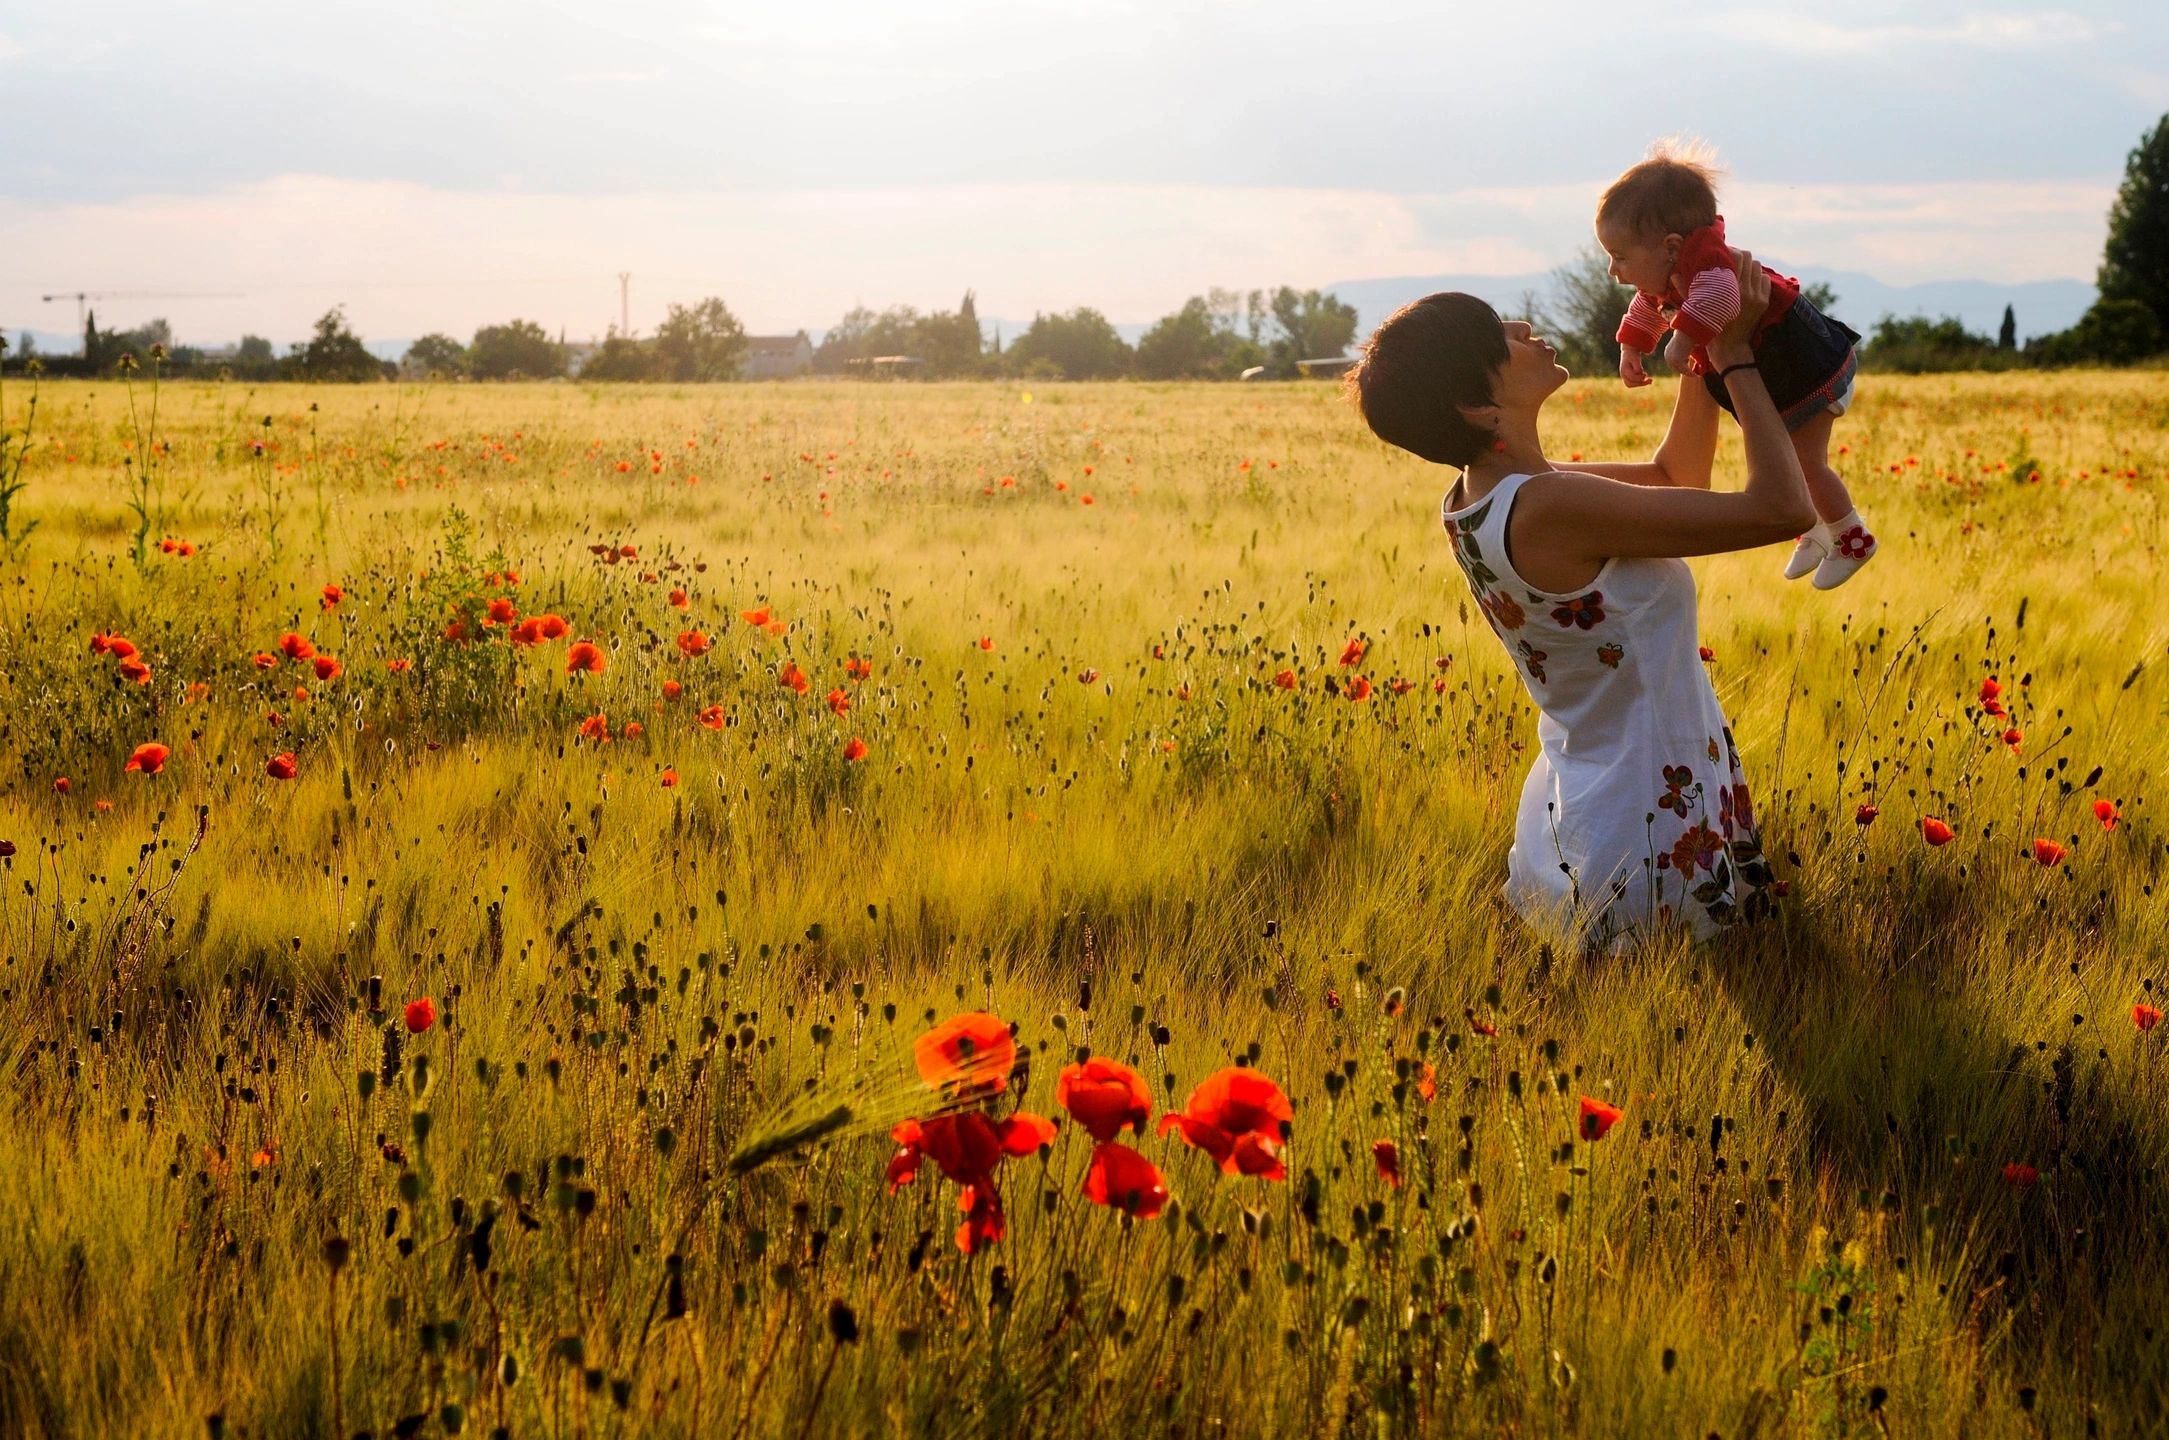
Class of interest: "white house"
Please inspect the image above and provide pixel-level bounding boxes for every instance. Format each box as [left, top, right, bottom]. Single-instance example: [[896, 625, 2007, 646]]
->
[[743, 332, 814, 380]]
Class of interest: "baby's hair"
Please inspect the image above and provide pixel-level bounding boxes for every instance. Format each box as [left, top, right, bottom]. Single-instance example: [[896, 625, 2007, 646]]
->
[[1596, 137, 1723, 239]]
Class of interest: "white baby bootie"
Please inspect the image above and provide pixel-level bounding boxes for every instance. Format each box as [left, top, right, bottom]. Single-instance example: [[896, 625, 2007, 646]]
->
[[1782, 522, 1833, 581], [1812, 511, 1878, 589]]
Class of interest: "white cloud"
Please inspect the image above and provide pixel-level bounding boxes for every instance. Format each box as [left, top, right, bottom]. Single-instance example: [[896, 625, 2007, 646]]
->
[[0, 173, 2112, 346], [0, 32, 21, 62], [1713, 8, 2113, 57]]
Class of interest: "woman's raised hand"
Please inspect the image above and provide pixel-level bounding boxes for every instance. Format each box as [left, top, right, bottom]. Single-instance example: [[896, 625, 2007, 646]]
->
[[1707, 250, 1770, 367]]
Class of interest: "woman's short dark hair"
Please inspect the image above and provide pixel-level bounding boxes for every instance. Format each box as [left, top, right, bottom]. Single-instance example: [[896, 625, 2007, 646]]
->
[[1342, 292, 1509, 467]]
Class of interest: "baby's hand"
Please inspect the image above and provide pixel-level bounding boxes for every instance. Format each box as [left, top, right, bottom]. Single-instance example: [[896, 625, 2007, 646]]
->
[[1663, 330, 1695, 371], [1618, 348, 1650, 388]]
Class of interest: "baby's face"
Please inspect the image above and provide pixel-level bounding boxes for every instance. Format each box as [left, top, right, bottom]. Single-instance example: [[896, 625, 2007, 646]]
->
[[1596, 220, 1678, 298]]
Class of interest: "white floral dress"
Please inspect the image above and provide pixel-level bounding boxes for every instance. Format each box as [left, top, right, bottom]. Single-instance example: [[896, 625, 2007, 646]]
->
[[1444, 471, 1777, 951]]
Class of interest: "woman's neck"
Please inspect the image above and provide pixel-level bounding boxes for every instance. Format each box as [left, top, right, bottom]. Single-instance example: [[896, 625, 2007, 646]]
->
[[1460, 421, 1548, 494]]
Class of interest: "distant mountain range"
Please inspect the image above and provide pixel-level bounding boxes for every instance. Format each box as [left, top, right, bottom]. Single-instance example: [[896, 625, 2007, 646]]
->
[[1321, 267, 2098, 349], [3, 268, 2099, 361]]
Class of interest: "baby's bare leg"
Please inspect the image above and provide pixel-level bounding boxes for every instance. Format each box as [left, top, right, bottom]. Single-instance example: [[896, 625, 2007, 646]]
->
[[1789, 412, 1853, 526]]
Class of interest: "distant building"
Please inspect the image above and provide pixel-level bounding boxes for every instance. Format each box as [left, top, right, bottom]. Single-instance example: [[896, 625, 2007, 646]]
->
[[563, 340, 601, 377], [743, 332, 814, 380], [846, 355, 926, 378]]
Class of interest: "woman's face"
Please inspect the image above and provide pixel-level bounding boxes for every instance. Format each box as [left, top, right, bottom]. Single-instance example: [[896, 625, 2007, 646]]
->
[[1494, 319, 1570, 407]]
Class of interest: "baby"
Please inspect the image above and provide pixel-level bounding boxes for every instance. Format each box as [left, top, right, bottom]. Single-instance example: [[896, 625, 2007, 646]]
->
[[1597, 141, 1875, 588]]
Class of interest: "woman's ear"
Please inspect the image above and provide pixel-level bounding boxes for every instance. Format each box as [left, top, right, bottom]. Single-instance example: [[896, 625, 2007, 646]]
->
[[1456, 401, 1501, 432]]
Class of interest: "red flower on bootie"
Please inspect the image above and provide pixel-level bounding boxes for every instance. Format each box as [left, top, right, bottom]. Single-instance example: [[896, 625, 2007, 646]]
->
[[1834, 525, 1875, 559]]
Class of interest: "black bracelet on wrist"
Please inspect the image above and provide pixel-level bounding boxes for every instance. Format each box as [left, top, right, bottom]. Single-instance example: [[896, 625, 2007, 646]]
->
[[1717, 361, 1760, 382]]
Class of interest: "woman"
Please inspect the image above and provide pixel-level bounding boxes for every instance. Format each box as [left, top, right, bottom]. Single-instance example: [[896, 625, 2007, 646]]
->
[[1345, 252, 1811, 953]]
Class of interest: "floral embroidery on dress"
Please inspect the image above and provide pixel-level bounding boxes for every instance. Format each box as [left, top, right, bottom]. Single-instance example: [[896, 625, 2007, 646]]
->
[[1483, 592, 1527, 630], [1517, 641, 1548, 684], [1657, 764, 1695, 817], [1661, 821, 1726, 875], [1550, 591, 1606, 630], [1596, 642, 1624, 669], [1706, 735, 1721, 764]]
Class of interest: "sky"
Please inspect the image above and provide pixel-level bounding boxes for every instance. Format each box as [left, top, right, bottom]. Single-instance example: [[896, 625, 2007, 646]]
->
[[1, 0, 2163, 347]]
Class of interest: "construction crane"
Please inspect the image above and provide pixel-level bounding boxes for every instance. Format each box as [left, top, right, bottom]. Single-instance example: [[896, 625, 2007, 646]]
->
[[40, 290, 243, 332]]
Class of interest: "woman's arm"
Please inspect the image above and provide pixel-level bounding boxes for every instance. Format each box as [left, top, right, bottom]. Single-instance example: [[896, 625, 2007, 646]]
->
[[1518, 252, 1814, 563]]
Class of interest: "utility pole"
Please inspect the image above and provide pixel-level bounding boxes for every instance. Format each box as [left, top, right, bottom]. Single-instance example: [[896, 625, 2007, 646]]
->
[[618, 273, 631, 337]]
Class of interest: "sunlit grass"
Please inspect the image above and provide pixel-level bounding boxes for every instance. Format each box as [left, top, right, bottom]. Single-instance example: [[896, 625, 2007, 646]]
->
[[0, 372, 2164, 1437]]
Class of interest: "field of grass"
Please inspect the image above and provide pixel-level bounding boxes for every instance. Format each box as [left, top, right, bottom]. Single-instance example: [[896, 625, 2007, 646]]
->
[[0, 367, 2165, 1438]]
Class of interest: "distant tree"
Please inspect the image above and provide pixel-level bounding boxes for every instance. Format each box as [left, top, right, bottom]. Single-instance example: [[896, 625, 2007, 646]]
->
[[235, 335, 276, 367], [404, 333, 468, 378], [814, 306, 881, 374], [1997, 305, 2017, 350], [1535, 246, 1638, 376], [1800, 280, 1840, 314], [2098, 112, 2169, 334], [1266, 287, 1359, 372], [469, 319, 567, 380], [653, 297, 748, 381], [1861, 314, 2002, 373], [579, 330, 656, 381], [2028, 298, 2165, 367], [1004, 309, 1132, 379], [914, 291, 986, 377], [1136, 298, 1226, 379], [295, 307, 381, 382]]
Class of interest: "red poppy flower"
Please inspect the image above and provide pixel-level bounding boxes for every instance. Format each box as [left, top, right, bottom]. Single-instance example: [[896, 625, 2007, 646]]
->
[[1698, 645, 1716, 662], [265, 752, 298, 780], [1158, 1067, 1293, 1179], [977, 636, 995, 651], [2002, 727, 2023, 751], [537, 614, 569, 640], [842, 736, 868, 762], [1083, 1142, 1168, 1219], [668, 588, 689, 610], [622, 721, 644, 739], [1273, 669, 1297, 690], [118, 657, 152, 685], [106, 636, 139, 661], [313, 656, 343, 682], [1055, 1056, 1151, 1142], [913, 1012, 1015, 1094], [567, 642, 607, 675], [826, 687, 850, 715], [1417, 1063, 1437, 1102], [676, 630, 710, 658], [577, 712, 610, 743], [662, 679, 683, 699], [2031, 838, 2066, 867], [764, 619, 788, 637], [487, 597, 519, 624], [1372, 1138, 1402, 1188], [2135, 1003, 2162, 1032], [740, 606, 773, 627], [509, 618, 545, 646], [404, 997, 436, 1034], [2003, 1162, 2037, 1189], [779, 662, 810, 695], [124, 742, 170, 775], [1346, 675, 1373, 701], [53, 777, 70, 793], [89, 632, 113, 656], [2094, 799, 2119, 831], [1921, 817, 1954, 847], [322, 584, 345, 610], [252, 652, 277, 670], [1578, 1096, 1623, 1141], [1855, 804, 1880, 825], [278, 632, 315, 661], [1338, 638, 1366, 666], [698, 704, 726, 730], [387, 658, 413, 673], [660, 768, 678, 788], [843, 657, 873, 680]]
